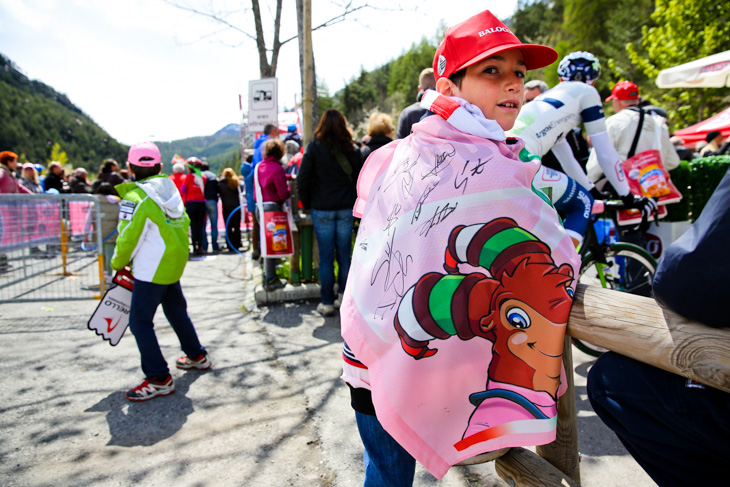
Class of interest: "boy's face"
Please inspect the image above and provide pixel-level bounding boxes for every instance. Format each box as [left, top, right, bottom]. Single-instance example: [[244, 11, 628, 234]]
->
[[442, 49, 527, 131]]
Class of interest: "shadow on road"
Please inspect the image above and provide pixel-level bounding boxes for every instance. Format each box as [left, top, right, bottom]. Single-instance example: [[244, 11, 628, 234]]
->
[[84, 372, 205, 447]]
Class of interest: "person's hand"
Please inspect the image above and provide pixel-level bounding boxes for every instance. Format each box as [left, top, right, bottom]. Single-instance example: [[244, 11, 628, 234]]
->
[[589, 186, 612, 200], [621, 194, 658, 220]]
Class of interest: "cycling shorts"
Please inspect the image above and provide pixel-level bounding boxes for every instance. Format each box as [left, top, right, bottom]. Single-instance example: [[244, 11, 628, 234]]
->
[[534, 165, 593, 244]]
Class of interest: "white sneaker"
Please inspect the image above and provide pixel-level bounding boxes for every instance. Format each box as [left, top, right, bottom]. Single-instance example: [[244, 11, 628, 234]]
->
[[334, 293, 342, 309], [317, 303, 335, 317]]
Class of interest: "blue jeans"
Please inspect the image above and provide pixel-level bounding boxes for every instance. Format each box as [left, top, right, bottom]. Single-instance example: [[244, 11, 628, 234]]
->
[[311, 209, 353, 305], [356, 412, 415, 487], [128, 280, 205, 378], [203, 199, 219, 251], [587, 352, 730, 486]]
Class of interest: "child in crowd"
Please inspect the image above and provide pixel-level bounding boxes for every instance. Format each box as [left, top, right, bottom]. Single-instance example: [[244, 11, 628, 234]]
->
[[340, 10, 579, 483], [254, 138, 291, 291], [111, 142, 211, 402]]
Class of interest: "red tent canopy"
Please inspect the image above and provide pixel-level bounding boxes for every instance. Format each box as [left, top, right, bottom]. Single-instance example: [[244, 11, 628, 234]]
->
[[675, 106, 730, 149]]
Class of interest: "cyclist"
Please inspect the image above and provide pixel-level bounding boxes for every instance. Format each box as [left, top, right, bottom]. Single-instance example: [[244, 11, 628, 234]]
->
[[508, 51, 657, 245]]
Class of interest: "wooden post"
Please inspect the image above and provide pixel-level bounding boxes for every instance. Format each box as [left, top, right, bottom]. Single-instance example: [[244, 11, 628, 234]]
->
[[535, 336, 580, 483], [496, 447, 581, 487], [97, 254, 105, 298], [288, 180, 301, 284]]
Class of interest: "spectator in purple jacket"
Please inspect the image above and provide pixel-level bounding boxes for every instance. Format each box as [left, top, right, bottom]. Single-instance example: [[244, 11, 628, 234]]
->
[[255, 138, 291, 291], [0, 151, 31, 194]]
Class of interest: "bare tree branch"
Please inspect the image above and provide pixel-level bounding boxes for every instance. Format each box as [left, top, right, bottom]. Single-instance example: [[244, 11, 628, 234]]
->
[[250, 0, 270, 76], [161, 0, 409, 80], [161, 0, 257, 42]]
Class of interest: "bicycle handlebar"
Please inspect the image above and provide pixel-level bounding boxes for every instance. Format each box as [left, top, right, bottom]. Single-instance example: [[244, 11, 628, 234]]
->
[[591, 197, 659, 234]]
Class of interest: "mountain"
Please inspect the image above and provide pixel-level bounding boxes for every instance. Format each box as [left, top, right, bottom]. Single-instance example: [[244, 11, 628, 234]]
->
[[213, 123, 241, 136], [155, 123, 243, 174], [0, 53, 128, 171]]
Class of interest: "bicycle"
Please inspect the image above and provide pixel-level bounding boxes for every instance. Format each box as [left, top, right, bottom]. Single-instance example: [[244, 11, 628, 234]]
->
[[571, 199, 658, 357]]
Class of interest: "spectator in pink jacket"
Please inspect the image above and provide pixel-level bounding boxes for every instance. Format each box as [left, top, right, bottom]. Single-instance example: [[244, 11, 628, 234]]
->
[[255, 138, 291, 291], [0, 151, 31, 194]]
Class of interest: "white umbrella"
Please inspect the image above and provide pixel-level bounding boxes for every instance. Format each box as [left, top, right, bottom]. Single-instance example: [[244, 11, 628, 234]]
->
[[656, 50, 730, 88]]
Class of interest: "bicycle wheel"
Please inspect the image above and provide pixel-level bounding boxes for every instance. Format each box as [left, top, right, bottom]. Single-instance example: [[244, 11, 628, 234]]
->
[[573, 243, 658, 357]]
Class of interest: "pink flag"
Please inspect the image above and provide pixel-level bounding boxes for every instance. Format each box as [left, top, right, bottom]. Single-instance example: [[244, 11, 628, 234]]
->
[[341, 100, 580, 478]]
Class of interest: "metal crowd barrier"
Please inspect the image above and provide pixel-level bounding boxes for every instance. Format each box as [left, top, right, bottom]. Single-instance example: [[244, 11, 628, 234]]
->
[[0, 193, 104, 302]]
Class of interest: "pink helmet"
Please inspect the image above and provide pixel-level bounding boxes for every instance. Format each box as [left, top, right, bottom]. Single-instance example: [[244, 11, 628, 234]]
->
[[128, 142, 161, 167]]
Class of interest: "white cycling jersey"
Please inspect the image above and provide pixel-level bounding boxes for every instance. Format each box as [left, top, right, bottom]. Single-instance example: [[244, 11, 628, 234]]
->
[[509, 81, 630, 196]]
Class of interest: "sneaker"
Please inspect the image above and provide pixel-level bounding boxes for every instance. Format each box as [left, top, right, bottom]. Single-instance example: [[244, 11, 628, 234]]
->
[[126, 376, 175, 402], [176, 352, 212, 370], [317, 303, 335, 317], [334, 293, 343, 309]]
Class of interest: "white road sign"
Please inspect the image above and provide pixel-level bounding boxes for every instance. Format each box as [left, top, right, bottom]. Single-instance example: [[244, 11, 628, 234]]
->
[[248, 78, 278, 132]]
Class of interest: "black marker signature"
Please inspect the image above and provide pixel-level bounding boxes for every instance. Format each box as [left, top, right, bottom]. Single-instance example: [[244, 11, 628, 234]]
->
[[418, 202, 458, 237], [401, 170, 414, 198], [374, 299, 397, 320], [370, 228, 413, 298], [384, 203, 401, 234], [422, 144, 456, 179], [470, 156, 492, 177], [453, 156, 493, 194], [411, 182, 438, 224], [383, 154, 419, 195]]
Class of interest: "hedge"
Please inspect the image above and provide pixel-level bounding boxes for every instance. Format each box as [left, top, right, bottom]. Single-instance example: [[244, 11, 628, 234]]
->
[[666, 155, 730, 222]]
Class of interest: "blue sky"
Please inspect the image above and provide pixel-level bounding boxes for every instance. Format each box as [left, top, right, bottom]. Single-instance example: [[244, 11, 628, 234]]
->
[[0, 0, 518, 145]]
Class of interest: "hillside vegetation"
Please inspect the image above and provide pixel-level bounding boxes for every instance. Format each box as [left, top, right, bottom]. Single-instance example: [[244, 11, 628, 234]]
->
[[1, 53, 242, 175], [0, 53, 128, 170], [327, 0, 730, 135]]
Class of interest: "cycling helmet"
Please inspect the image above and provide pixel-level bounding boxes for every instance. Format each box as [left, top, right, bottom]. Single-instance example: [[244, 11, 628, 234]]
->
[[557, 51, 601, 84]]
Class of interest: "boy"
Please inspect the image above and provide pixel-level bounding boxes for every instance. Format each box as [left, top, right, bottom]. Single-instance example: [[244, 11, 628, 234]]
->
[[112, 142, 211, 402], [340, 10, 580, 483]]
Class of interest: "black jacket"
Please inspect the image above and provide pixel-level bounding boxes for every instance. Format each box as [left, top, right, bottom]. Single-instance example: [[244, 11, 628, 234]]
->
[[43, 171, 69, 193], [297, 139, 363, 211], [202, 170, 219, 200], [217, 179, 241, 211], [396, 89, 431, 139], [98, 171, 125, 187], [653, 167, 730, 328], [360, 135, 394, 161]]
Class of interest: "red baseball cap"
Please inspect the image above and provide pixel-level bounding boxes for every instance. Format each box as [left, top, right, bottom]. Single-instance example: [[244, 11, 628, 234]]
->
[[605, 80, 640, 102], [433, 10, 558, 80]]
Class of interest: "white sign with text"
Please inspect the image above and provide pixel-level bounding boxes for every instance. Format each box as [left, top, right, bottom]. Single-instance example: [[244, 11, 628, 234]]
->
[[248, 78, 278, 132]]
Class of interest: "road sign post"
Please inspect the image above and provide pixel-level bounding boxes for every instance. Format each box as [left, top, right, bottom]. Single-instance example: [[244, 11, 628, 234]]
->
[[248, 78, 278, 133]]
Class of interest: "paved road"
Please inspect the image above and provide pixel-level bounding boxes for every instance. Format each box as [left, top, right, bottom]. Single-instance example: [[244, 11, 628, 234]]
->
[[0, 252, 656, 486]]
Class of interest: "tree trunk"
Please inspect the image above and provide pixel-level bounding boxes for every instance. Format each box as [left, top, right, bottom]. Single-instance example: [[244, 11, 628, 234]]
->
[[251, 0, 283, 78]]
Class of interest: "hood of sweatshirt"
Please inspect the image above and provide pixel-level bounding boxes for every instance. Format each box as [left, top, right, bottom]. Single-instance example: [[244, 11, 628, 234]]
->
[[253, 133, 270, 150], [134, 175, 185, 219], [419, 90, 507, 141]]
